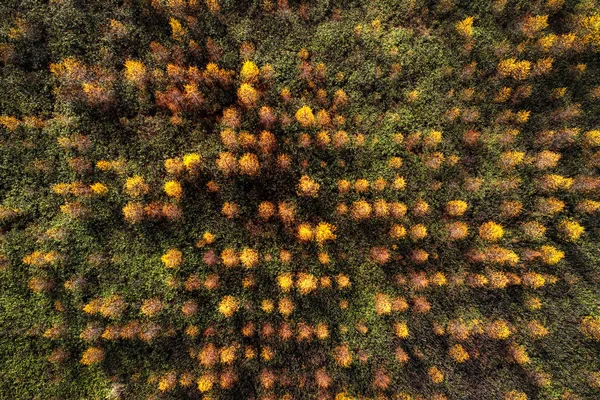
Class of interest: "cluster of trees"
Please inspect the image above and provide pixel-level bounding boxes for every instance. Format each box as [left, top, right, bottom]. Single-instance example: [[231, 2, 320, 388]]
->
[[1, 0, 600, 399]]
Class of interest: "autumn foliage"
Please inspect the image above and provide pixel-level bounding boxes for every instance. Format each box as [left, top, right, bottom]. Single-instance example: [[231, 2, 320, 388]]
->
[[2, 1, 600, 399]]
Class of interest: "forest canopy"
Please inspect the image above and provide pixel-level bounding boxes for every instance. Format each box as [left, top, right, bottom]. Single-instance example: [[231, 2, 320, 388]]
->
[[1, 0, 600, 399]]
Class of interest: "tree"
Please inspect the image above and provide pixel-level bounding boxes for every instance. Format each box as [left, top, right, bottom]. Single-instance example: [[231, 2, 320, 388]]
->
[[449, 344, 469, 363], [581, 316, 600, 341], [239, 153, 260, 176], [297, 175, 320, 197], [446, 200, 468, 216], [557, 219, 584, 241], [456, 17, 474, 38], [124, 60, 146, 87], [240, 61, 259, 83], [161, 248, 183, 268], [218, 296, 239, 317], [164, 180, 183, 199], [124, 176, 149, 197], [80, 347, 105, 365], [479, 221, 504, 242], [315, 222, 336, 244], [237, 83, 259, 108], [295, 106, 315, 127]]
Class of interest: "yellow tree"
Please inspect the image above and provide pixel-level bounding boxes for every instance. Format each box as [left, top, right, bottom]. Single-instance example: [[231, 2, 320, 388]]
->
[[240, 60, 259, 83], [295, 106, 315, 127], [80, 347, 105, 365], [456, 17, 474, 38], [124, 59, 146, 87], [237, 83, 259, 108]]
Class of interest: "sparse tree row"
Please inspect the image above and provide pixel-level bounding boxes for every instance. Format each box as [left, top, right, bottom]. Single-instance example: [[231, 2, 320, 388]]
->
[[1, 0, 600, 399]]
